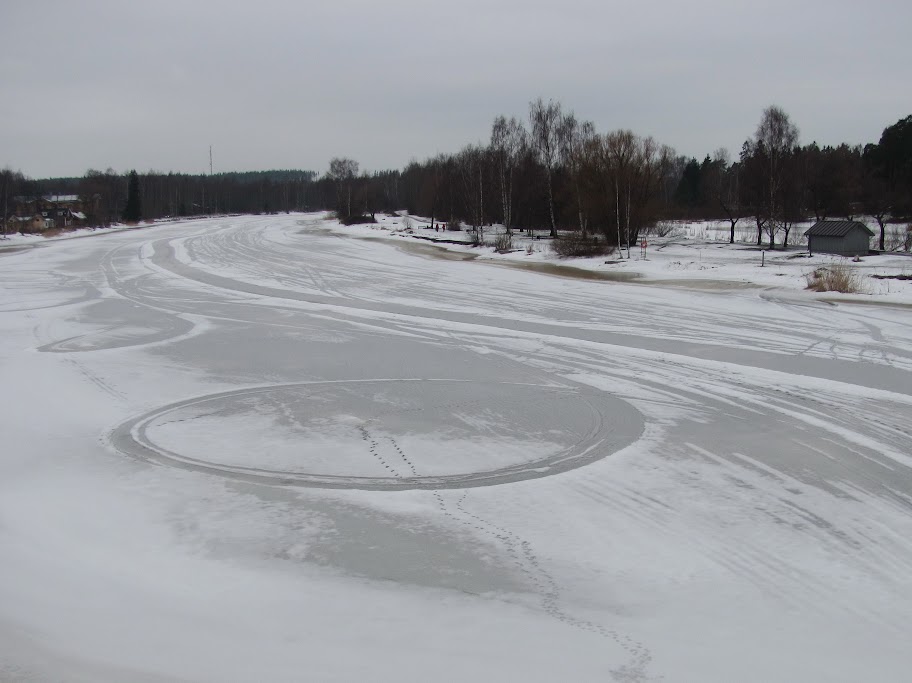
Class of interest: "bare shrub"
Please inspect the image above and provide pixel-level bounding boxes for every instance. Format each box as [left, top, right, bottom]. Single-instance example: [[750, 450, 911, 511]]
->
[[446, 220, 462, 232], [339, 214, 377, 226], [492, 232, 513, 253], [551, 233, 615, 258], [805, 263, 864, 293], [402, 216, 413, 231], [645, 221, 678, 237]]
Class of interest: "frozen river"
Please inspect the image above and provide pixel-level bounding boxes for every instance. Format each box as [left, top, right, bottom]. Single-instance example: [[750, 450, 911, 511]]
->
[[2, 214, 911, 682]]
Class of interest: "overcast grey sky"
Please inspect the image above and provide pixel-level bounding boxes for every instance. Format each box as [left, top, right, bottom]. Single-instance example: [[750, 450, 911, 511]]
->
[[2, 0, 910, 178]]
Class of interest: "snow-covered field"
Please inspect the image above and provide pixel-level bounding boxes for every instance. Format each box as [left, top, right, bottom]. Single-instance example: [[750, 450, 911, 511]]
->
[[1, 213, 911, 682]]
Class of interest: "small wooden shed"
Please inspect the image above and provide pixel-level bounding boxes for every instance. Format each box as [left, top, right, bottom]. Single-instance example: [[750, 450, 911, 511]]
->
[[805, 221, 874, 257]]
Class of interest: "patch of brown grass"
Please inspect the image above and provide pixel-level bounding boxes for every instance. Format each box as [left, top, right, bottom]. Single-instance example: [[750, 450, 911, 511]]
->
[[805, 263, 864, 293]]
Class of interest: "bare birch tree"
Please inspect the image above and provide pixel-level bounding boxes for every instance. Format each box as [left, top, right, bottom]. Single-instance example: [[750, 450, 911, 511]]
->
[[455, 145, 487, 234], [709, 148, 744, 243], [558, 113, 596, 236], [328, 157, 359, 218], [601, 130, 637, 254], [588, 131, 673, 251], [490, 115, 526, 234], [529, 98, 562, 237], [754, 106, 799, 248]]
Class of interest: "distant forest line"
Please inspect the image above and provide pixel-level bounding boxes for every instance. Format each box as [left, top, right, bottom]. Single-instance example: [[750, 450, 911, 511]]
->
[[2, 101, 911, 251]]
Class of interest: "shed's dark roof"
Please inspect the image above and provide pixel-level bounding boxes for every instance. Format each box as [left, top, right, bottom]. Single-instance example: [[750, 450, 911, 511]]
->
[[804, 221, 875, 237]]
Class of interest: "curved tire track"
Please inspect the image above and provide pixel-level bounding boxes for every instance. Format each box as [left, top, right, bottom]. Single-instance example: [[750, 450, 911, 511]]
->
[[108, 379, 644, 491]]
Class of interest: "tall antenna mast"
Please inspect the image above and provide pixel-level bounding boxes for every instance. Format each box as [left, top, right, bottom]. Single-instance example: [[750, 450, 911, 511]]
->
[[209, 145, 213, 176]]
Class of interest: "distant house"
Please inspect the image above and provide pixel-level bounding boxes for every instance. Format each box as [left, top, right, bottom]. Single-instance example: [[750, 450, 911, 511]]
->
[[13, 194, 87, 231], [804, 221, 874, 257], [9, 215, 51, 233]]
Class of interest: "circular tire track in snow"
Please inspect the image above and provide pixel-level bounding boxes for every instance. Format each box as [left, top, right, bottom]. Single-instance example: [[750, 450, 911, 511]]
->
[[109, 379, 643, 490]]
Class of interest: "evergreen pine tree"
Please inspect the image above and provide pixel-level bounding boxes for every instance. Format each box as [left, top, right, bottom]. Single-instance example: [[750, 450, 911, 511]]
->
[[674, 158, 703, 208], [122, 170, 141, 223]]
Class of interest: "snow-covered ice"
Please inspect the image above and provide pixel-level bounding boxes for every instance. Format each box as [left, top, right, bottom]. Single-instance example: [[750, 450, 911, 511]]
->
[[1, 213, 911, 682]]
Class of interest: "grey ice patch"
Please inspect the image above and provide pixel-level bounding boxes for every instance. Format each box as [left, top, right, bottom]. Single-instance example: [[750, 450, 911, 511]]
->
[[38, 299, 193, 352], [109, 378, 644, 491]]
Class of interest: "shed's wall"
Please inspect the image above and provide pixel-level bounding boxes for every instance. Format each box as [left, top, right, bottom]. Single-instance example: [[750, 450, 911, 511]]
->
[[845, 229, 871, 255], [810, 230, 871, 256], [811, 236, 845, 255]]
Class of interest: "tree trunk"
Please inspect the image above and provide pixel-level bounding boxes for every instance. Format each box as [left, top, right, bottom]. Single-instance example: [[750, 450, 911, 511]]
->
[[624, 183, 631, 257], [615, 177, 622, 256], [546, 167, 556, 238], [478, 166, 484, 233], [574, 175, 586, 237], [506, 169, 513, 234], [500, 166, 509, 234]]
